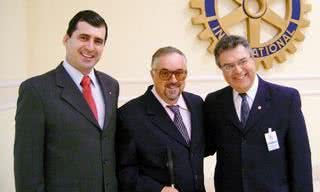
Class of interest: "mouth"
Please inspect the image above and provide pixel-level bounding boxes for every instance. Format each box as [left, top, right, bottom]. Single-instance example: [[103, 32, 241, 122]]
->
[[233, 73, 247, 81], [81, 51, 95, 59], [166, 83, 180, 89]]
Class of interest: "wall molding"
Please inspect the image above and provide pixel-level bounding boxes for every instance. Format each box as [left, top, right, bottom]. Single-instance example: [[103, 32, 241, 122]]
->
[[118, 74, 320, 84], [0, 102, 16, 111], [0, 80, 22, 88], [2, 75, 320, 111], [2, 74, 320, 87]]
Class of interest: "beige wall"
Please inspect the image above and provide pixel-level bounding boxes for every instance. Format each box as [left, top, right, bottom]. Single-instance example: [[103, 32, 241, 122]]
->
[[1, 0, 319, 191]]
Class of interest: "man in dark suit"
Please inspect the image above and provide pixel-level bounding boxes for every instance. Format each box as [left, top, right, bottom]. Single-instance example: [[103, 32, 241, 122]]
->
[[14, 10, 119, 192], [204, 35, 313, 192], [117, 47, 205, 192]]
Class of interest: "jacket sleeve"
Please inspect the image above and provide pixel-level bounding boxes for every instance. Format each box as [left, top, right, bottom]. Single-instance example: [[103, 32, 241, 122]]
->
[[287, 89, 313, 192], [14, 80, 46, 192], [116, 111, 164, 192], [203, 95, 217, 157]]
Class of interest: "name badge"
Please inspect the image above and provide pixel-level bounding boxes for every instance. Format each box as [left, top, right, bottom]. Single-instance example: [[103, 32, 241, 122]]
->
[[264, 128, 280, 151]]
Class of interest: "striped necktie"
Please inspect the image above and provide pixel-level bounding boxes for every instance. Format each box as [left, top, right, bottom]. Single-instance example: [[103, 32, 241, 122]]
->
[[167, 105, 190, 145], [239, 93, 250, 127]]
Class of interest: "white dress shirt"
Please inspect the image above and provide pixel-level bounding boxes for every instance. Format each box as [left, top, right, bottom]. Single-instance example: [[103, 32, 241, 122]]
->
[[151, 87, 192, 139], [63, 60, 105, 128], [233, 75, 259, 121]]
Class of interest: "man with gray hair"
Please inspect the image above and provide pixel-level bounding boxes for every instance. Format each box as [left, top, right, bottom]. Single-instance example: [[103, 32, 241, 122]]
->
[[117, 46, 206, 192], [204, 35, 313, 191]]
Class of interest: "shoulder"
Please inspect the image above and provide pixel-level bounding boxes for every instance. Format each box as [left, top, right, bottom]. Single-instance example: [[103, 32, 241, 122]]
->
[[95, 70, 120, 96], [183, 91, 203, 103], [262, 79, 300, 98], [118, 94, 144, 114], [95, 70, 119, 86], [20, 68, 56, 91], [205, 86, 230, 103]]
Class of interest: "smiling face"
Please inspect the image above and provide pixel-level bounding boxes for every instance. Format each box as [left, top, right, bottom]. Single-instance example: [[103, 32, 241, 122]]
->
[[63, 21, 106, 75], [151, 52, 187, 105], [218, 45, 256, 93]]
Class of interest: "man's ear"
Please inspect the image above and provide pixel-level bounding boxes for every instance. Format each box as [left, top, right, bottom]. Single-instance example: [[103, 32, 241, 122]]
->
[[150, 70, 155, 78], [63, 34, 69, 45]]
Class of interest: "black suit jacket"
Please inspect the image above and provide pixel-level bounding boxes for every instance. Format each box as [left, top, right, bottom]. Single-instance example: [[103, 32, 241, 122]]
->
[[204, 77, 313, 192], [117, 86, 205, 192], [14, 64, 119, 192]]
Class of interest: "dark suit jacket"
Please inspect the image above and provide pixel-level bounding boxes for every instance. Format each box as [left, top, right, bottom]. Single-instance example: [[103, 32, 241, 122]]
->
[[117, 86, 205, 192], [204, 77, 313, 192], [14, 64, 119, 192]]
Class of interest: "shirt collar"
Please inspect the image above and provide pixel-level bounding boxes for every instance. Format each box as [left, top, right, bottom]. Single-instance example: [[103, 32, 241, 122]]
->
[[232, 74, 259, 101], [151, 86, 188, 111], [62, 60, 97, 87]]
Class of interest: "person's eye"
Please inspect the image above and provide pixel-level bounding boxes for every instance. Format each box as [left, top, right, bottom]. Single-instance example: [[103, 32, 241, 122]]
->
[[161, 71, 170, 76], [239, 59, 247, 65], [175, 71, 184, 76], [95, 39, 104, 45], [224, 64, 232, 70], [79, 35, 88, 41]]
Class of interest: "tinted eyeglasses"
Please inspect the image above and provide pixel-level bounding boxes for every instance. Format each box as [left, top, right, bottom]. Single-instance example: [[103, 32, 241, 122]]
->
[[152, 69, 187, 81]]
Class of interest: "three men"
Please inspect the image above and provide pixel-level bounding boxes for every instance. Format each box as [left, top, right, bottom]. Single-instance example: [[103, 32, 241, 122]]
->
[[117, 47, 206, 192], [204, 35, 313, 191], [14, 10, 119, 192]]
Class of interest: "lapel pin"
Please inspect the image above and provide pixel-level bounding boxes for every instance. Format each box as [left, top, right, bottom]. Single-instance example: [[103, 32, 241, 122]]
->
[[258, 106, 262, 110], [109, 91, 112, 95]]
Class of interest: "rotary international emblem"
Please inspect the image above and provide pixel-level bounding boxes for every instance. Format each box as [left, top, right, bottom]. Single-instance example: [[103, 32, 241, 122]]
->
[[190, 0, 311, 69]]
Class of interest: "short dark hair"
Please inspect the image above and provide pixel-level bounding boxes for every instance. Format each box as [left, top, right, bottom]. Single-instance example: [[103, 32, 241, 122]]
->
[[214, 35, 252, 67], [151, 46, 186, 69], [66, 10, 108, 42]]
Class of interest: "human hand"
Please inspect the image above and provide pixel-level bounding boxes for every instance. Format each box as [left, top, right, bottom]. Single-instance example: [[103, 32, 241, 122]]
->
[[161, 186, 179, 192]]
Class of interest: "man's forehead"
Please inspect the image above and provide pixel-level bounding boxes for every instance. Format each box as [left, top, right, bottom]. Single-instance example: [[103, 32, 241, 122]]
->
[[74, 22, 105, 36]]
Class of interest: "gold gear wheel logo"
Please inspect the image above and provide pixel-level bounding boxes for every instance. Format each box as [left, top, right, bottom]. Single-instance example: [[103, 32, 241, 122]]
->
[[190, 0, 311, 69]]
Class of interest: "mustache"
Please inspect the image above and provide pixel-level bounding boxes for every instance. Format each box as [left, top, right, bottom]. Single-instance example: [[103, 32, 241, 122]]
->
[[165, 82, 182, 87]]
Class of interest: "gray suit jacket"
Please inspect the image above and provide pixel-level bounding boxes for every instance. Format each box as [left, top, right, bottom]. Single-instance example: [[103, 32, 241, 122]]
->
[[14, 64, 119, 192]]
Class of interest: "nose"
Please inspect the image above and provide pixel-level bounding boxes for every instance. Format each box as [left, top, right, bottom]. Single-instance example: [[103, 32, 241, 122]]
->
[[233, 64, 243, 73], [169, 74, 178, 83], [85, 40, 95, 50]]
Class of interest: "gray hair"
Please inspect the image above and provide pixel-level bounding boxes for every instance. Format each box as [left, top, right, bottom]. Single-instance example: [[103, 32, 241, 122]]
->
[[151, 46, 186, 69], [214, 35, 252, 67]]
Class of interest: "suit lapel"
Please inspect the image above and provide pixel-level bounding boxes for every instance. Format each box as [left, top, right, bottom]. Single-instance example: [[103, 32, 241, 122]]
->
[[243, 78, 272, 134], [95, 71, 115, 131], [144, 87, 189, 147], [55, 64, 100, 129], [183, 93, 200, 150], [222, 87, 243, 132]]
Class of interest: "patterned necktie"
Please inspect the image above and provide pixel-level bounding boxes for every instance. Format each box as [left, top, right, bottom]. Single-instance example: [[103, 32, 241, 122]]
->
[[81, 76, 98, 121], [239, 93, 250, 127], [167, 105, 190, 145]]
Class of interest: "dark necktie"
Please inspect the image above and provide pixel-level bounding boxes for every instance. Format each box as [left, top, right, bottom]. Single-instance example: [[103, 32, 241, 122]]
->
[[239, 93, 250, 127], [81, 76, 98, 121], [167, 105, 190, 145]]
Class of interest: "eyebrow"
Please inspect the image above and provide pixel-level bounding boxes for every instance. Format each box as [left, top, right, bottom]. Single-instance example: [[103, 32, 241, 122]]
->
[[78, 33, 104, 40], [222, 56, 249, 66], [158, 68, 186, 71]]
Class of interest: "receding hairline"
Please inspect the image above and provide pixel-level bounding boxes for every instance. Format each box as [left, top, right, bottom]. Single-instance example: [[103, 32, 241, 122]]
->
[[151, 46, 187, 69], [214, 35, 252, 67]]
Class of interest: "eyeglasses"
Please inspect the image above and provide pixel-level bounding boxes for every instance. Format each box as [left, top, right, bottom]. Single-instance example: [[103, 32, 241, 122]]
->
[[220, 57, 251, 72], [152, 69, 187, 81]]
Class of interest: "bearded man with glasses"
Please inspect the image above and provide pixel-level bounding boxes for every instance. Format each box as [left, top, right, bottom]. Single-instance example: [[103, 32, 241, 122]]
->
[[117, 46, 206, 192]]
